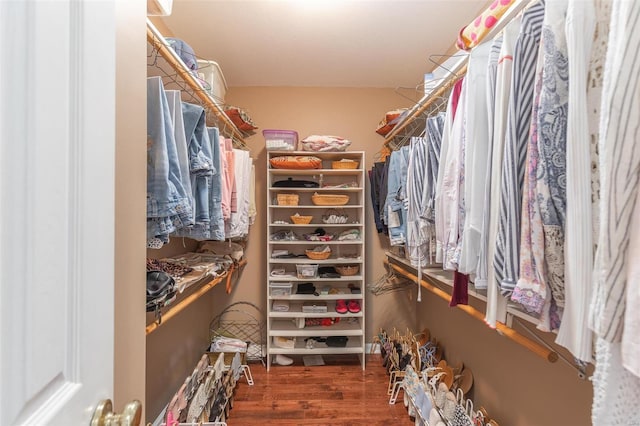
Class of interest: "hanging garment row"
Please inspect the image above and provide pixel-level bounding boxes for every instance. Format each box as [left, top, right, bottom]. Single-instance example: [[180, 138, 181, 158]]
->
[[371, 0, 640, 423], [147, 76, 256, 248]]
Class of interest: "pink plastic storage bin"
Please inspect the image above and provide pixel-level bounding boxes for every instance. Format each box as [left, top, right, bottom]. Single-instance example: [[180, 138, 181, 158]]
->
[[263, 129, 299, 151]]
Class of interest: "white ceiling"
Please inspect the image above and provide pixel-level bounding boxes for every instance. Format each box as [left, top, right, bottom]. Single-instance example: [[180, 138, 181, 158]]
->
[[160, 0, 489, 89]]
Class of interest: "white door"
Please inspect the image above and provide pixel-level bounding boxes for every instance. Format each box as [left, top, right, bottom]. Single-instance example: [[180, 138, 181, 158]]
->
[[0, 1, 118, 424]]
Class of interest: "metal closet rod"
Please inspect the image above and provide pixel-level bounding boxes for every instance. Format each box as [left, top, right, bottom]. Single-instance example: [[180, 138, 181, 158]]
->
[[146, 19, 246, 143], [384, 63, 467, 146], [384, 260, 559, 363]]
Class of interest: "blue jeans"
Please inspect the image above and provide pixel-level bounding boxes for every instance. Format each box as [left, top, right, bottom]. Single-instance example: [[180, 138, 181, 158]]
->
[[174, 103, 216, 240], [165, 90, 194, 228], [207, 127, 225, 240], [182, 102, 213, 224], [146, 77, 192, 240], [385, 146, 410, 246]]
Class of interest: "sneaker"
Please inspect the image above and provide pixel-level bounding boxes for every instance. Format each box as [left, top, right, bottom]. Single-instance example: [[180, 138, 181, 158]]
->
[[272, 354, 293, 366], [347, 300, 361, 313], [335, 299, 348, 314]]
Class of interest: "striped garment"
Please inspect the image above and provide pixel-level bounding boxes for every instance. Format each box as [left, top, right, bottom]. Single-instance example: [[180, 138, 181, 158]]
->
[[406, 136, 430, 268], [591, 0, 640, 344], [590, 4, 640, 420], [493, 0, 545, 294], [406, 135, 431, 302], [485, 16, 521, 327], [425, 114, 445, 225]]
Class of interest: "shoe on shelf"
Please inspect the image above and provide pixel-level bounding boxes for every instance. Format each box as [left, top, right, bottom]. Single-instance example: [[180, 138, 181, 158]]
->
[[272, 354, 293, 366], [335, 299, 348, 314], [347, 300, 361, 313]]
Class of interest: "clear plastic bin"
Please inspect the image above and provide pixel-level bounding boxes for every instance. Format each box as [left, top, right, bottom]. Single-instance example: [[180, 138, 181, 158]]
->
[[269, 282, 293, 297], [196, 59, 228, 103], [263, 129, 299, 151], [296, 264, 318, 279]]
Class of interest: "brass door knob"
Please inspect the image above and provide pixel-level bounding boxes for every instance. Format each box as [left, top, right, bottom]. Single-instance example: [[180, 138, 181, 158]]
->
[[91, 399, 142, 426]]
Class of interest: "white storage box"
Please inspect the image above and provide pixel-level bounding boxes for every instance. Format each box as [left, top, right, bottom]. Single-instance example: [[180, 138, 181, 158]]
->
[[196, 59, 228, 103], [263, 129, 299, 151], [269, 282, 293, 297], [302, 301, 327, 313]]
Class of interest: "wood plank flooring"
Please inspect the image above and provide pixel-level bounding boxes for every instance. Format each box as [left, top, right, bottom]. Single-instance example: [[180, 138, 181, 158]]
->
[[229, 354, 414, 425]]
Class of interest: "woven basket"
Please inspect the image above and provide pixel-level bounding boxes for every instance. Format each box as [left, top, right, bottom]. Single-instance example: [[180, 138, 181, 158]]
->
[[332, 160, 359, 169], [291, 215, 313, 224], [277, 193, 299, 206], [305, 249, 331, 260], [311, 193, 350, 206], [336, 264, 359, 276]]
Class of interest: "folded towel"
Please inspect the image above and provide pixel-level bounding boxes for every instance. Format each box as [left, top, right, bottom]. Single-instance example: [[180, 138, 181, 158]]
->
[[272, 300, 290, 312]]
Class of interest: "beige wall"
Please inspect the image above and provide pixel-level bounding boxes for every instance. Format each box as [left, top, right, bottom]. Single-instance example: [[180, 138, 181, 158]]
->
[[114, 0, 147, 416], [417, 295, 593, 426]]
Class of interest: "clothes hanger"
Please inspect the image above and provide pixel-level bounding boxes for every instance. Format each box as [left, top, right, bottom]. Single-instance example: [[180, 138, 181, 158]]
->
[[427, 53, 468, 77]]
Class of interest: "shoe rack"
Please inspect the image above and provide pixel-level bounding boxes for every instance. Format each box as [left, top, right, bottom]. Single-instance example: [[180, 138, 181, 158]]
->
[[266, 150, 366, 370]]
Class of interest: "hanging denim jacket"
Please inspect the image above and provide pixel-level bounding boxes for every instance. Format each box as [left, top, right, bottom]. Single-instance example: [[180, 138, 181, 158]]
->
[[384, 146, 410, 246]]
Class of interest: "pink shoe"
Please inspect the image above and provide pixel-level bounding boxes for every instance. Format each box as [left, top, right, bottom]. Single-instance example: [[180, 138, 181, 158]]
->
[[347, 300, 361, 313], [335, 299, 348, 314]]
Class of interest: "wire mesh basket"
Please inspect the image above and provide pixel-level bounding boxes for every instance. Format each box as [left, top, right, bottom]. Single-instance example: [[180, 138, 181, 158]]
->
[[209, 301, 266, 364]]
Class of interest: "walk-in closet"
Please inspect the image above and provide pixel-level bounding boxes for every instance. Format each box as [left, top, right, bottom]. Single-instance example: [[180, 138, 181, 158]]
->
[[1, 0, 638, 425]]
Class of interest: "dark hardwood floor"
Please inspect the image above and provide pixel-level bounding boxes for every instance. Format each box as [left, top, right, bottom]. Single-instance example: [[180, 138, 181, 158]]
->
[[229, 354, 414, 425]]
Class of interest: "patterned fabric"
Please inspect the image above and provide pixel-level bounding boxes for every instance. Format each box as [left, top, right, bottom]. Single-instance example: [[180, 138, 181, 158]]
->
[[494, 0, 545, 294], [146, 258, 194, 277], [556, 0, 596, 363], [592, 338, 640, 426], [452, 404, 473, 426], [512, 30, 547, 315], [456, 0, 516, 51], [534, 0, 569, 332], [512, 1, 569, 331]]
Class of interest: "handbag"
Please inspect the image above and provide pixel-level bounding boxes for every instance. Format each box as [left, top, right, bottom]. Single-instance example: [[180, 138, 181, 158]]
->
[[146, 270, 176, 312], [296, 282, 316, 295], [273, 178, 319, 188]]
